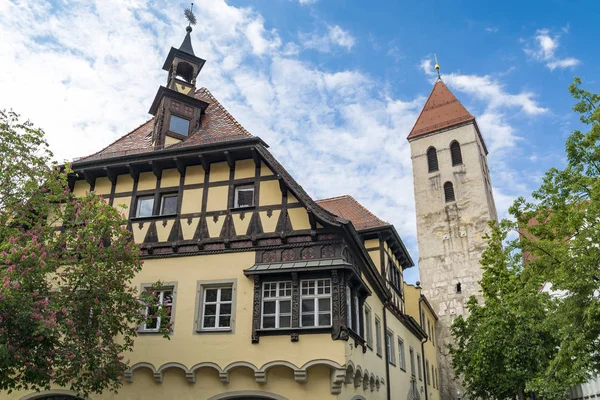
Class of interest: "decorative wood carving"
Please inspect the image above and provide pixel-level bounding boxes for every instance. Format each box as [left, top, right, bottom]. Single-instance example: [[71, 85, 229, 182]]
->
[[301, 247, 315, 260], [282, 249, 296, 262], [321, 245, 335, 258], [251, 275, 262, 344], [291, 272, 299, 329], [262, 251, 276, 263]]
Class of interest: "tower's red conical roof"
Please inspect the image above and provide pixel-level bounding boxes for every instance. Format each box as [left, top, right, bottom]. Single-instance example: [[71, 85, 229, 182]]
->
[[407, 80, 474, 140]]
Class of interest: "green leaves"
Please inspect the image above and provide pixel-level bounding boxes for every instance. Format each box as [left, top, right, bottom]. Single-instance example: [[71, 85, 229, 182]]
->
[[451, 78, 600, 399]]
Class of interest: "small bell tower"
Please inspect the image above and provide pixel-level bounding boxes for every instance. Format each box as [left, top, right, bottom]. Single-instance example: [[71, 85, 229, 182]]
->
[[149, 4, 209, 148]]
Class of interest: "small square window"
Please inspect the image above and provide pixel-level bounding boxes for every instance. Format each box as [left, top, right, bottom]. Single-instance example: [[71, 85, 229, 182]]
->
[[169, 115, 190, 136], [136, 196, 154, 217], [234, 185, 255, 208], [160, 194, 178, 215]]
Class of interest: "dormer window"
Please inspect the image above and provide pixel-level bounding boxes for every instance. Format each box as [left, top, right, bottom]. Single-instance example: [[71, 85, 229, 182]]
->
[[169, 115, 190, 136]]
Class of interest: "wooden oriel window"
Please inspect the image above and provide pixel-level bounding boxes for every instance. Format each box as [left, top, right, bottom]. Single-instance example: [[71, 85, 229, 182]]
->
[[427, 147, 439, 172], [450, 140, 463, 166], [444, 181, 455, 202]]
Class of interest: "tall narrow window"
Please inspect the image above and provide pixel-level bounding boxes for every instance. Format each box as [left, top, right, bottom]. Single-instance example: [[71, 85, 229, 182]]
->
[[300, 279, 332, 327], [444, 181, 456, 202], [409, 347, 416, 376], [426, 359, 431, 385], [398, 337, 406, 370], [142, 287, 174, 332], [456, 282, 462, 294], [346, 286, 352, 328], [450, 140, 463, 166], [364, 305, 373, 349], [427, 147, 439, 172], [386, 330, 396, 365], [261, 281, 292, 329], [353, 295, 360, 335], [417, 353, 423, 381], [375, 317, 382, 356]]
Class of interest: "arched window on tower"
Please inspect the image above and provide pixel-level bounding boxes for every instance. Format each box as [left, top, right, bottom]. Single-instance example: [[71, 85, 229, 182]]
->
[[450, 141, 463, 166], [427, 147, 439, 172], [444, 182, 455, 203]]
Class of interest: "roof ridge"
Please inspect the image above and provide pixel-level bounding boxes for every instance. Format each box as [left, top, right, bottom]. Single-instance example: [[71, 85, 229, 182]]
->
[[196, 87, 252, 137], [315, 194, 354, 202]]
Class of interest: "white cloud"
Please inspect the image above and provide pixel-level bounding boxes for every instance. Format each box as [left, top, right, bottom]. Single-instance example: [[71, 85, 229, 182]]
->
[[485, 27, 499, 33], [297, 0, 318, 4], [524, 28, 580, 70], [300, 24, 356, 52]]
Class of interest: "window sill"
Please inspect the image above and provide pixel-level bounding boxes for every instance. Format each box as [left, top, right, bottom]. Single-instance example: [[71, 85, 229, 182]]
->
[[197, 328, 233, 334], [400, 367, 406, 373], [256, 327, 331, 336], [389, 361, 396, 366], [138, 330, 170, 335], [131, 213, 178, 222]]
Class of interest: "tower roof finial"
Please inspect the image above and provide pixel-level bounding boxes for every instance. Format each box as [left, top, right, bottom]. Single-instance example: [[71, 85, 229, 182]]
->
[[434, 54, 441, 80], [180, 3, 197, 55]]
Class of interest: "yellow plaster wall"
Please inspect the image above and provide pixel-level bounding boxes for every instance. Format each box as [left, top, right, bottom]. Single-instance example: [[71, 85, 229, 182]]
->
[[115, 175, 134, 193], [368, 249, 381, 271], [113, 196, 131, 217], [160, 169, 180, 188], [288, 208, 310, 230], [234, 159, 255, 180], [260, 161, 273, 176], [181, 217, 200, 240], [184, 166, 204, 185], [132, 222, 150, 243], [209, 162, 230, 183], [181, 188, 203, 214], [259, 180, 282, 206], [364, 239, 378, 249], [137, 172, 156, 191], [232, 213, 251, 236], [288, 194, 299, 204], [165, 136, 182, 147], [206, 215, 226, 238], [206, 186, 229, 212], [72, 180, 90, 197], [260, 210, 281, 233], [94, 177, 112, 195], [156, 219, 175, 242]]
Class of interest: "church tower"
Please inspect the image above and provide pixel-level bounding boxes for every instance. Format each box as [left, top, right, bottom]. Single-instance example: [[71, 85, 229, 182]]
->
[[408, 77, 497, 399]]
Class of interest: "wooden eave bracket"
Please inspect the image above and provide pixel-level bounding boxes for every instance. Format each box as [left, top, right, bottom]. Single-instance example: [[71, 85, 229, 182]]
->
[[82, 170, 95, 186], [103, 167, 118, 183], [277, 175, 287, 196], [198, 155, 210, 172], [174, 157, 186, 176], [150, 161, 162, 179], [127, 164, 140, 181], [250, 147, 261, 167], [224, 151, 234, 170]]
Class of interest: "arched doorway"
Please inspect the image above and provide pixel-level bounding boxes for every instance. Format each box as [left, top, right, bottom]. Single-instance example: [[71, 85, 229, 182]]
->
[[20, 390, 82, 400], [207, 391, 288, 400]]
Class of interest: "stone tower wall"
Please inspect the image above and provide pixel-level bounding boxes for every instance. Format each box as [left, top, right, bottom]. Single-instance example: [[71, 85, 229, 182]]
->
[[409, 122, 497, 400]]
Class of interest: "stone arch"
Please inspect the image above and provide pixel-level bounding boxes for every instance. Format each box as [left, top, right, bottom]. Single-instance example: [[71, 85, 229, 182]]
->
[[353, 365, 363, 388], [344, 361, 355, 385], [157, 361, 191, 383], [189, 361, 225, 384], [125, 361, 158, 383], [351, 396, 367, 400], [259, 360, 298, 383], [207, 391, 289, 400], [362, 370, 369, 390], [20, 390, 82, 400], [369, 373, 376, 392]]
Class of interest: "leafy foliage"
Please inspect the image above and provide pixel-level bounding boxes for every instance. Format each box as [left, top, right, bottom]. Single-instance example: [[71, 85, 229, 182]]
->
[[450, 77, 600, 399], [0, 111, 168, 396]]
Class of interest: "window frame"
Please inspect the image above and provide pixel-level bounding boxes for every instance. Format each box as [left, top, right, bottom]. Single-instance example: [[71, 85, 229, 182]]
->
[[261, 281, 293, 329], [409, 347, 416, 377], [375, 316, 382, 357], [139, 282, 177, 334], [300, 278, 332, 328], [450, 140, 463, 166], [426, 359, 431, 385], [233, 184, 255, 209], [196, 280, 237, 333], [417, 352, 423, 381], [427, 146, 439, 173], [136, 195, 155, 218], [168, 114, 191, 136], [398, 336, 406, 371], [346, 285, 352, 328], [159, 193, 178, 216], [364, 304, 373, 349], [444, 181, 456, 203], [386, 329, 396, 365]]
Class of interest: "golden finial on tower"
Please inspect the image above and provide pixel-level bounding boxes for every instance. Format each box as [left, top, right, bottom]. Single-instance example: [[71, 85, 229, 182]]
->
[[434, 53, 441, 80]]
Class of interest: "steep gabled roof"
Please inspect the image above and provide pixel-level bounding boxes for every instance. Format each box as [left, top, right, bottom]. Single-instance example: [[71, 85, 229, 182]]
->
[[407, 80, 474, 140], [316, 195, 389, 231], [76, 88, 252, 162]]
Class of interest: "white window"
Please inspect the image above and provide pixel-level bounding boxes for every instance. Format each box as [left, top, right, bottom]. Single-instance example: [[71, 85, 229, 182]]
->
[[386, 330, 395, 365], [375, 316, 382, 356], [346, 285, 352, 328], [142, 287, 173, 332], [398, 337, 406, 370], [426, 359, 431, 385], [160, 193, 178, 215], [234, 185, 255, 208], [409, 347, 415, 376], [353, 295, 360, 335], [169, 114, 190, 136], [301, 279, 332, 327], [136, 196, 154, 217], [364, 305, 373, 349], [262, 281, 292, 329], [417, 353, 423, 380], [201, 287, 233, 330]]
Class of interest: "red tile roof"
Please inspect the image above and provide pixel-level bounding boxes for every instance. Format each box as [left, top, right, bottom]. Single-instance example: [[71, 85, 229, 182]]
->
[[316, 195, 389, 231], [407, 80, 474, 140], [76, 88, 252, 162]]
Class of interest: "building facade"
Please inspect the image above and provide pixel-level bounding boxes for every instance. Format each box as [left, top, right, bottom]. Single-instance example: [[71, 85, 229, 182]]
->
[[7, 26, 442, 400], [407, 80, 498, 399]]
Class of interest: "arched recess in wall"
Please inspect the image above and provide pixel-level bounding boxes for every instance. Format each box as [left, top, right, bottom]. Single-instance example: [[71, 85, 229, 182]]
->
[[207, 391, 289, 400], [444, 182, 456, 203], [450, 140, 463, 166], [20, 390, 83, 400], [427, 147, 439, 172]]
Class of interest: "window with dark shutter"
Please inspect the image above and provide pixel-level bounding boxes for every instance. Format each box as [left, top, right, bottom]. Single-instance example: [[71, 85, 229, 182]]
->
[[234, 185, 255, 208], [450, 141, 463, 166], [427, 147, 439, 172], [444, 182, 455, 202]]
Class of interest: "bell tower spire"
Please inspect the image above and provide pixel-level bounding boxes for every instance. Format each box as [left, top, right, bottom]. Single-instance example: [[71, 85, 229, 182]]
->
[[148, 4, 209, 149]]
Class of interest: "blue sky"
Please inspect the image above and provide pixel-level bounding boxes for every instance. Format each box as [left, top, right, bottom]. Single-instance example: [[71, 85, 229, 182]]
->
[[0, 0, 598, 283]]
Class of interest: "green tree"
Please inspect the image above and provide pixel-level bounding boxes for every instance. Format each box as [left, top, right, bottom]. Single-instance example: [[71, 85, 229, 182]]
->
[[450, 77, 600, 399], [0, 111, 168, 397]]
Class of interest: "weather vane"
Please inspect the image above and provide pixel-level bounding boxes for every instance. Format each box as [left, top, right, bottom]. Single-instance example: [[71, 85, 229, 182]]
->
[[434, 54, 441, 80], [184, 3, 197, 30]]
